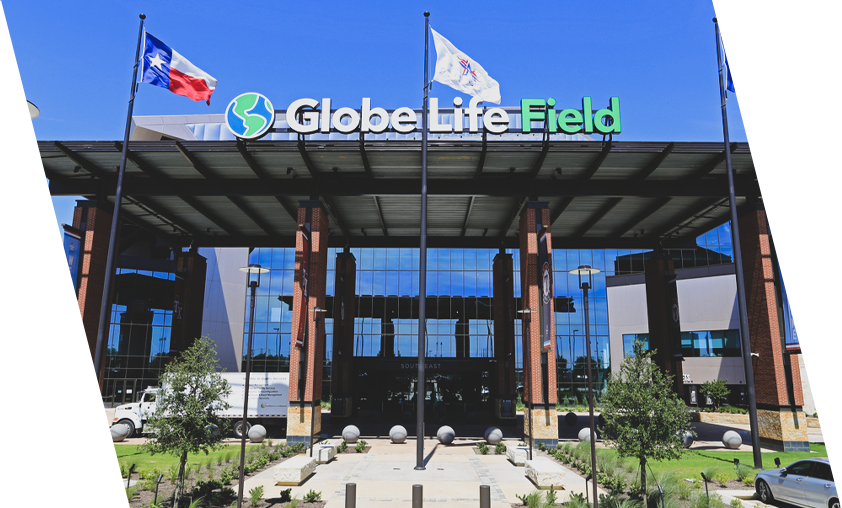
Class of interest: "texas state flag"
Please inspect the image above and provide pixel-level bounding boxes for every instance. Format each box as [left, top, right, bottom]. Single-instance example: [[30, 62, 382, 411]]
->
[[140, 33, 217, 104]]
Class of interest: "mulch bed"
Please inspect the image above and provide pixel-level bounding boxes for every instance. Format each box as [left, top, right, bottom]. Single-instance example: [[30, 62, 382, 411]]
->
[[472, 445, 507, 456], [335, 446, 370, 454], [125, 444, 327, 508]]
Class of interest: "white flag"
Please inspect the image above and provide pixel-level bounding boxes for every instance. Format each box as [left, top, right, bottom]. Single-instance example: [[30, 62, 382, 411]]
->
[[431, 27, 501, 104]]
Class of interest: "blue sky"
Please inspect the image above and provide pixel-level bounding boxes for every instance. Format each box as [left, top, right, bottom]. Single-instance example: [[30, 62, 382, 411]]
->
[[4, 1, 747, 232]]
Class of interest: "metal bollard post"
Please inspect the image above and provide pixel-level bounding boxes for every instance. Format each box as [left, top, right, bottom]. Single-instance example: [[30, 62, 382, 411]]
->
[[413, 484, 423, 508], [480, 485, 491, 508], [345, 483, 356, 508]]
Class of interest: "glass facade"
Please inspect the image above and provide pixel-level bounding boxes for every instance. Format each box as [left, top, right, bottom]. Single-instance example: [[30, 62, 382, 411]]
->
[[241, 222, 736, 404], [622, 334, 650, 357], [679, 329, 741, 357], [103, 268, 176, 406]]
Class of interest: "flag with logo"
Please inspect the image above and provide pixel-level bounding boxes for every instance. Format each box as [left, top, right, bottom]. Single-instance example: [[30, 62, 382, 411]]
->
[[430, 27, 500, 104], [140, 33, 217, 104], [723, 50, 735, 94]]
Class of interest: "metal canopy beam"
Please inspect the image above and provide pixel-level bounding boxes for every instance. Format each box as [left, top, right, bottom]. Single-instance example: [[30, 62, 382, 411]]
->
[[580, 141, 612, 180], [53, 142, 109, 179], [473, 131, 487, 179], [359, 136, 373, 179], [497, 196, 527, 240], [178, 195, 240, 236], [320, 195, 350, 241], [176, 141, 215, 179], [685, 143, 738, 180], [461, 196, 475, 237], [47, 177, 751, 198], [237, 140, 298, 224], [629, 142, 674, 180], [373, 196, 388, 236], [297, 140, 320, 179], [571, 198, 622, 237], [608, 197, 672, 238]]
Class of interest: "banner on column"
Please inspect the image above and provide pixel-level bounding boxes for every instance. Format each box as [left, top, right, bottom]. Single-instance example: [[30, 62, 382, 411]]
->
[[537, 225, 553, 350], [295, 228, 311, 348]]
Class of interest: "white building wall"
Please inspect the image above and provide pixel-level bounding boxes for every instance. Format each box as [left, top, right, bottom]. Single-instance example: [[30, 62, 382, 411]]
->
[[607, 281, 649, 373], [199, 247, 248, 372]]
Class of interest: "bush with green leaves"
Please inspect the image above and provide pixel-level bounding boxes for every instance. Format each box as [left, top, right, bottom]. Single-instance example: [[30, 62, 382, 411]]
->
[[567, 492, 589, 508], [303, 489, 322, 502], [248, 485, 264, 507], [478, 442, 489, 454], [495, 442, 506, 455], [337, 438, 348, 453], [730, 499, 743, 508], [538, 442, 547, 452], [279, 488, 292, 502], [355, 439, 367, 453], [545, 485, 558, 506], [699, 379, 731, 411], [515, 490, 542, 508]]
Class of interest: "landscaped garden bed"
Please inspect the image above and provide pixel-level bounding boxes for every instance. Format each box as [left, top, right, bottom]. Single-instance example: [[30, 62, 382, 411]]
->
[[118, 440, 327, 508]]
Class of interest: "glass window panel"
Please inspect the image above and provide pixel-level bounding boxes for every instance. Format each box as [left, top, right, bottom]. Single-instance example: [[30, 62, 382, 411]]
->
[[579, 249, 593, 269], [450, 249, 463, 270], [257, 248, 272, 269], [477, 249, 490, 270], [249, 249, 260, 265], [451, 271, 464, 297], [360, 249, 374, 270], [282, 270, 294, 295], [463, 271, 477, 297], [400, 248, 413, 270], [464, 249, 477, 270], [386, 271, 399, 295], [374, 248, 387, 270], [705, 228, 719, 248], [387, 249, 399, 270], [269, 270, 284, 295], [439, 249, 450, 270]]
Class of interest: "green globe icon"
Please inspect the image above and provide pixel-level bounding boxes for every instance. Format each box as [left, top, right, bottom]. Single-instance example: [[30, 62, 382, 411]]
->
[[225, 92, 275, 139]]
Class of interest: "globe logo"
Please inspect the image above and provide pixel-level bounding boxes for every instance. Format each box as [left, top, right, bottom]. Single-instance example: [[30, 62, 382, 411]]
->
[[225, 92, 275, 139]]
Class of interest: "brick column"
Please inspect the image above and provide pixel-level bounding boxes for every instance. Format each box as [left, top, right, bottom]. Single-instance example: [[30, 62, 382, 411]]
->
[[644, 253, 685, 398], [493, 251, 517, 419], [286, 201, 329, 446], [72, 200, 114, 374], [330, 249, 356, 421], [518, 202, 558, 447], [171, 249, 207, 356], [739, 205, 808, 451]]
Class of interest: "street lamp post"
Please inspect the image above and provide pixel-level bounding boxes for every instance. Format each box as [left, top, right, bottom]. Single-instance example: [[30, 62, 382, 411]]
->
[[570, 265, 600, 508], [236, 264, 268, 508], [518, 308, 536, 460]]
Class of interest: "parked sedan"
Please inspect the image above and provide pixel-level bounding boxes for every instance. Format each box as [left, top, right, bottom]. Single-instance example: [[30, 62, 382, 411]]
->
[[755, 458, 837, 508]]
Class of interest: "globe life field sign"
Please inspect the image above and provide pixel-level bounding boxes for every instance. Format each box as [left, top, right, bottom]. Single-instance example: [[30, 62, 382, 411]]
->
[[225, 94, 621, 138]]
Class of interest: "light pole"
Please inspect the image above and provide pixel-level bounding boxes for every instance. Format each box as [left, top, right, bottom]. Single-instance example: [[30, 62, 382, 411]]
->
[[236, 263, 268, 508], [310, 306, 327, 458], [570, 265, 600, 508], [518, 308, 536, 460]]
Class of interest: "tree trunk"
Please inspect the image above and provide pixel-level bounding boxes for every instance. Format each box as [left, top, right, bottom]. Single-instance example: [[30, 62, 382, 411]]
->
[[640, 456, 647, 506], [174, 450, 188, 507]]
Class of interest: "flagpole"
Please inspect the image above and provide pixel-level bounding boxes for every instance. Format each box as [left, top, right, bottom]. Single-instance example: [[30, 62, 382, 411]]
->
[[415, 10, 430, 471], [714, 17, 763, 469], [93, 13, 146, 388]]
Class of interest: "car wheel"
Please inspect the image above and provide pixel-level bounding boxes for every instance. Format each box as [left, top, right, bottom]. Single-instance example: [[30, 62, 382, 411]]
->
[[829, 498, 839, 508], [757, 479, 773, 504], [117, 419, 136, 438], [232, 420, 251, 439]]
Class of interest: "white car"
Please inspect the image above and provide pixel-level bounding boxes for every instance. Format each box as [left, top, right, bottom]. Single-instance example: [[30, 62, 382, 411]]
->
[[755, 458, 837, 508]]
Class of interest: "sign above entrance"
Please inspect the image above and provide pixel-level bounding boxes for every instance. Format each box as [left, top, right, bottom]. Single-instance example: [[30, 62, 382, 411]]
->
[[224, 94, 621, 138]]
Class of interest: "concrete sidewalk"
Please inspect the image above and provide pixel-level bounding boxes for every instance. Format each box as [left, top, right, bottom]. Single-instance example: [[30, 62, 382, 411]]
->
[[241, 438, 605, 508]]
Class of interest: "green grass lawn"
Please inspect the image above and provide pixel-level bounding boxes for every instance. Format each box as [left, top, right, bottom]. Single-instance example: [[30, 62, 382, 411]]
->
[[114, 444, 260, 473], [597, 444, 828, 481]]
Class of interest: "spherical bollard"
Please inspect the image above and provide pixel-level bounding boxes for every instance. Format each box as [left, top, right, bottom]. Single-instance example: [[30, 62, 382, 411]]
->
[[205, 424, 220, 438], [342, 425, 361, 443], [565, 412, 578, 426], [248, 424, 267, 443], [111, 423, 130, 442], [722, 430, 742, 449], [578, 427, 593, 442], [437, 425, 456, 445], [390, 425, 408, 444], [681, 430, 694, 448], [484, 427, 503, 445]]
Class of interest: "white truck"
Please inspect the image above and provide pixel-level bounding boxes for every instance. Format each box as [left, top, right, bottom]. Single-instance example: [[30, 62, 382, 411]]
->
[[112, 372, 289, 438]]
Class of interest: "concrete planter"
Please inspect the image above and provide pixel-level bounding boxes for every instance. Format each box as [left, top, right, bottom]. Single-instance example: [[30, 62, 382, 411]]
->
[[525, 457, 566, 489]]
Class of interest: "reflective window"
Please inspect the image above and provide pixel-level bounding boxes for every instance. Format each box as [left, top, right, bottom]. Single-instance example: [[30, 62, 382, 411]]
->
[[679, 330, 741, 357], [622, 334, 650, 357]]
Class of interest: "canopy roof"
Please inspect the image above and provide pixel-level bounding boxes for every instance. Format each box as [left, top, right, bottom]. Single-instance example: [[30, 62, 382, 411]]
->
[[42, 137, 755, 249]]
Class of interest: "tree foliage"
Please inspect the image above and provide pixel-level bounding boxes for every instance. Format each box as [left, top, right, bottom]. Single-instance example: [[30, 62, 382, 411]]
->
[[600, 340, 692, 501], [142, 336, 231, 506], [699, 379, 730, 411]]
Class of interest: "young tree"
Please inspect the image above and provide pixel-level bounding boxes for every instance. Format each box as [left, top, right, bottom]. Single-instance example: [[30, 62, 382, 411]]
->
[[142, 336, 231, 506], [699, 379, 730, 411], [600, 340, 692, 502]]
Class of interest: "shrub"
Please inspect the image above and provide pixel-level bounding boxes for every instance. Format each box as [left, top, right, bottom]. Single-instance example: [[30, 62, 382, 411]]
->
[[567, 492, 589, 508], [355, 440, 367, 453], [515, 490, 542, 508], [545, 485, 558, 506], [337, 439, 348, 453], [280, 488, 292, 502], [699, 380, 730, 411], [248, 485, 264, 507], [303, 489, 322, 502], [538, 442, 547, 452], [735, 464, 754, 482], [478, 442, 489, 454], [495, 442, 506, 455], [729, 499, 743, 508]]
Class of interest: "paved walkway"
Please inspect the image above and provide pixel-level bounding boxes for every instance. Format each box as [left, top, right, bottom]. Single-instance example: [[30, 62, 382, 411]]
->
[[242, 438, 604, 508]]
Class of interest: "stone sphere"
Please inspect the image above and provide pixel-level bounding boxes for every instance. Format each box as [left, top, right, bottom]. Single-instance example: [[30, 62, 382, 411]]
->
[[248, 425, 267, 443], [484, 427, 503, 444], [437, 425, 456, 445], [205, 424, 220, 438], [722, 430, 742, 449], [342, 425, 360, 443], [680, 431, 694, 448], [111, 423, 130, 442], [390, 425, 408, 443], [565, 412, 578, 426], [578, 427, 594, 442]]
